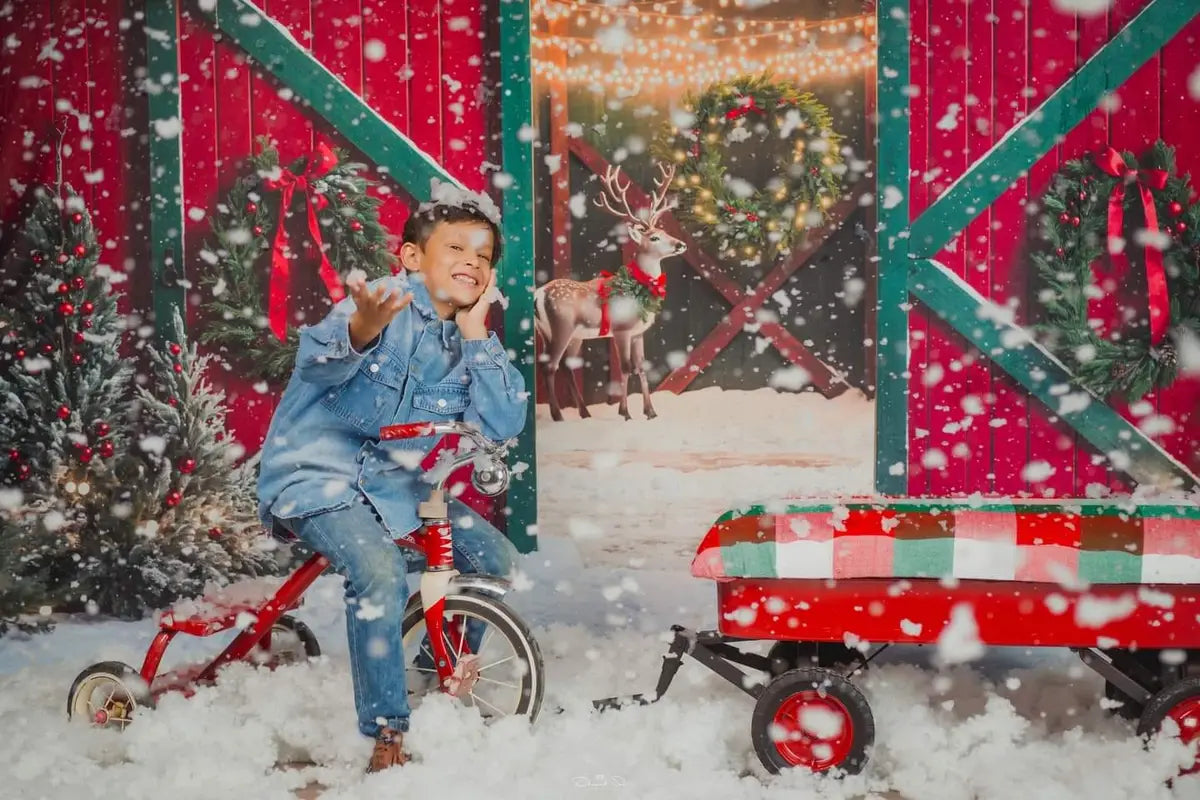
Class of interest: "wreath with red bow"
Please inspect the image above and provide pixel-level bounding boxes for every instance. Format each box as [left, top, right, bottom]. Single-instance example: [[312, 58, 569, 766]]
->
[[653, 73, 843, 266], [198, 139, 395, 382], [1034, 140, 1200, 400]]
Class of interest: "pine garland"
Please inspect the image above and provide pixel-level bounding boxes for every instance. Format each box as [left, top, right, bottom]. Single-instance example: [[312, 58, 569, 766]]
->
[[1033, 140, 1200, 400], [653, 73, 844, 266], [198, 138, 396, 383], [606, 264, 664, 320]]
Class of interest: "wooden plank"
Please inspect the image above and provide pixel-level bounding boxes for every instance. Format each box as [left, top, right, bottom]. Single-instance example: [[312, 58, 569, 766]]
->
[[876, 0, 912, 495], [499, 0, 538, 554], [963, 0, 994, 494], [84, 0, 130, 315], [909, 258, 1199, 491], [655, 180, 869, 395], [1025, 0, 1077, 497], [1064, 7, 1118, 494], [250, 0, 313, 154], [178, 0, 219, 331], [547, 14, 572, 279], [863, 29, 878, 401], [407, 0, 443, 166], [361, 0, 412, 230], [908, 0, 1200, 259], [441, 0, 485, 189], [988, 0, 1032, 495], [146, 0, 186, 341], [925, 0, 969, 495], [51, 0, 92, 201], [206, 0, 456, 201]]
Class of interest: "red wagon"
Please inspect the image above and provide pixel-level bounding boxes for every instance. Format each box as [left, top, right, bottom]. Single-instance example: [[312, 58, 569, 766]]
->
[[596, 497, 1200, 778]]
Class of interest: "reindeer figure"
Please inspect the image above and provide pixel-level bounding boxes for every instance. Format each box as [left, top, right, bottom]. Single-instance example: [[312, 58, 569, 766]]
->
[[534, 163, 686, 422]]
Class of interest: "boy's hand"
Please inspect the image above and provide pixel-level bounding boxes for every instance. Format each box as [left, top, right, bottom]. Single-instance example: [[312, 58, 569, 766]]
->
[[455, 271, 497, 340], [348, 279, 413, 351]]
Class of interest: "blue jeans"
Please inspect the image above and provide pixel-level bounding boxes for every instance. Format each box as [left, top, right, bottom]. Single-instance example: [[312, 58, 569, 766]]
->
[[278, 494, 517, 737]]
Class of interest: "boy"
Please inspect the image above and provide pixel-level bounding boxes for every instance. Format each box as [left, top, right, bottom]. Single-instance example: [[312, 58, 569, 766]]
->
[[257, 194, 527, 773]]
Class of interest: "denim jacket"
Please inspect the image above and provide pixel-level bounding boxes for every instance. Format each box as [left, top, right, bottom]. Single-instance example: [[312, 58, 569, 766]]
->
[[256, 272, 528, 536]]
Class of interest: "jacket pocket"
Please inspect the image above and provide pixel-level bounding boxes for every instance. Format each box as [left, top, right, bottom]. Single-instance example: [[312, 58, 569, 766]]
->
[[320, 350, 406, 434], [412, 383, 470, 419]]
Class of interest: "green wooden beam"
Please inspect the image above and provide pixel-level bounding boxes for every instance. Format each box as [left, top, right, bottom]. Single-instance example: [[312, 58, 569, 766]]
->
[[908, 0, 1199, 257], [908, 258, 1199, 491], [873, 0, 911, 495], [498, 0, 538, 554], [206, 0, 454, 201], [146, 0, 185, 342]]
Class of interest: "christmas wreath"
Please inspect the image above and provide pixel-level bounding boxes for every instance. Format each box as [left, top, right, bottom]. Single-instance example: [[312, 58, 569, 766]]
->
[[198, 139, 395, 382], [653, 73, 844, 265], [1034, 140, 1200, 400]]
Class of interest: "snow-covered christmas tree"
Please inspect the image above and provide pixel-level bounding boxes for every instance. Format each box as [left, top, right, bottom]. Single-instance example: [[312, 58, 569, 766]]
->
[[0, 179, 280, 625]]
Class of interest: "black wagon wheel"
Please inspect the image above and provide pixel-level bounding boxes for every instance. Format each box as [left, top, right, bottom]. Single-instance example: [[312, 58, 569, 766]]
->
[[1137, 676, 1200, 778], [751, 666, 874, 775]]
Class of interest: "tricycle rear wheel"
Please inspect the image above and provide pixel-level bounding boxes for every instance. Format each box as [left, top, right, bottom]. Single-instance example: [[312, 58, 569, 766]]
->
[[751, 667, 874, 775]]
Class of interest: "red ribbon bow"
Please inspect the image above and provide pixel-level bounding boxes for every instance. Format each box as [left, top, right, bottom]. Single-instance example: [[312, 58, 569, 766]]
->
[[596, 261, 668, 337], [262, 143, 346, 341], [724, 95, 763, 121], [1095, 147, 1170, 346]]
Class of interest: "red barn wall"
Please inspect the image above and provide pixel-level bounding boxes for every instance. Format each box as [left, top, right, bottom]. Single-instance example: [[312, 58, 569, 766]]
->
[[905, 0, 1200, 497]]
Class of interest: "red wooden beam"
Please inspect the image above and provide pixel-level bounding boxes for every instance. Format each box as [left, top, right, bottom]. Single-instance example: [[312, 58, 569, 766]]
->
[[657, 179, 868, 395], [568, 138, 846, 393]]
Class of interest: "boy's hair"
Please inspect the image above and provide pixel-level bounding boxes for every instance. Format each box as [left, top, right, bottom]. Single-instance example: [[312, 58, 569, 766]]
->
[[401, 203, 503, 267]]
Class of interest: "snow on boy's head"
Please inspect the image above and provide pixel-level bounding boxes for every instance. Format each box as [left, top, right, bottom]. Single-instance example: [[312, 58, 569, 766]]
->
[[404, 178, 504, 268]]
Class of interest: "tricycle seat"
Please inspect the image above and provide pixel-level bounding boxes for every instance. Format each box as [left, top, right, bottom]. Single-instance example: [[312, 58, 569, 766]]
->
[[691, 497, 1200, 586]]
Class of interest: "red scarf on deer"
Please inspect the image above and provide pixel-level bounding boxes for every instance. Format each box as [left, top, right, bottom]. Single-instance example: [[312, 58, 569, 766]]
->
[[597, 260, 667, 336]]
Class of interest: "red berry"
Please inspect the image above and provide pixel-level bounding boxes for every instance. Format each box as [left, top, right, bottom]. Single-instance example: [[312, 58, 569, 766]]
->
[[208, 528, 223, 540], [57, 282, 70, 295], [1078, 191, 1087, 200], [74, 332, 85, 344], [83, 319, 93, 329], [349, 220, 363, 232], [14, 349, 26, 359], [98, 440, 114, 459], [71, 353, 83, 365], [173, 363, 183, 374], [168, 397, 177, 407], [337, 192, 347, 202], [80, 301, 94, 315], [8, 449, 19, 462], [1071, 216, 1081, 227], [94, 421, 110, 437], [1178, 221, 1188, 234], [1055, 247, 1065, 257], [41, 343, 54, 355], [71, 212, 83, 224], [79, 447, 93, 464], [252, 225, 264, 236], [59, 302, 75, 316], [74, 244, 87, 258], [71, 276, 85, 290], [179, 457, 196, 474], [32, 253, 43, 264], [57, 253, 69, 264], [1058, 212, 1070, 224], [246, 202, 258, 214], [168, 343, 182, 356], [17, 464, 30, 480], [1169, 201, 1184, 217], [57, 405, 70, 420], [165, 490, 182, 507]]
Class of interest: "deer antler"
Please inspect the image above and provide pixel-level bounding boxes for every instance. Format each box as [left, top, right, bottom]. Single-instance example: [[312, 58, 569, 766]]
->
[[593, 165, 640, 223], [647, 162, 677, 227]]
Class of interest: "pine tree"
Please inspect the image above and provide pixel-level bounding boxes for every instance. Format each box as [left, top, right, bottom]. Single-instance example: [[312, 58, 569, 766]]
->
[[0, 182, 132, 614]]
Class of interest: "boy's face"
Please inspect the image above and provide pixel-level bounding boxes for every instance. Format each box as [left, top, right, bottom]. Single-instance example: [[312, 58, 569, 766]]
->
[[401, 220, 495, 319]]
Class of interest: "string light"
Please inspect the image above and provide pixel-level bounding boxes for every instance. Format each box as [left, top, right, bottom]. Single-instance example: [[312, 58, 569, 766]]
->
[[533, 0, 874, 35]]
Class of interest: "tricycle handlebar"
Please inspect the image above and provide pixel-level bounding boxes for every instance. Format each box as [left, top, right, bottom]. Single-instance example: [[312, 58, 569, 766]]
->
[[378, 421, 512, 496]]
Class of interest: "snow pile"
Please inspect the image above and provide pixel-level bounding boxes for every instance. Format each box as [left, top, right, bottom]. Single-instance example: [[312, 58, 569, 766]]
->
[[536, 387, 875, 568], [0, 535, 1194, 799]]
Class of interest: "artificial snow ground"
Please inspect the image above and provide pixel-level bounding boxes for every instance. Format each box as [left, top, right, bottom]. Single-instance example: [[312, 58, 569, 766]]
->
[[2, 541, 1197, 799], [1, 387, 1196, 799], [536, 387, 877, 568]]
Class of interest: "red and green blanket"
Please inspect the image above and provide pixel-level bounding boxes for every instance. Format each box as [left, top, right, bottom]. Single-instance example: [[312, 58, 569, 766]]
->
[[691, 498, 1200, 585]]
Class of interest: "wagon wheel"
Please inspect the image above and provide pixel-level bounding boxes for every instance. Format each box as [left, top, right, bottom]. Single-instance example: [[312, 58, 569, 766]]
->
[[1137, 676, 1200, 778], [67, 661, 154, 730], [1103, 648, 1170, 721], [751, 667, 874, 775], [766, 641, 862, 677]]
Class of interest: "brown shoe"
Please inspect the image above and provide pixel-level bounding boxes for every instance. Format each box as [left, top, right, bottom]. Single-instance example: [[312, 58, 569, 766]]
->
[[366, 727, 409, 774]]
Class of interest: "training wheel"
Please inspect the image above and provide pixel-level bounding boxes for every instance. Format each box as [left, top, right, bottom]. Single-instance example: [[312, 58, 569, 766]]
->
[[751, 667, 874, 775], [67, 661, 154, 731], [1138, 676, 1200, 778]]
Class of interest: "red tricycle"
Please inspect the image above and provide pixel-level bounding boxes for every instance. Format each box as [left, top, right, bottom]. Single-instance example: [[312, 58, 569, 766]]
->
[[67, 421, 545, 730], [596, 497, 1200, 778]]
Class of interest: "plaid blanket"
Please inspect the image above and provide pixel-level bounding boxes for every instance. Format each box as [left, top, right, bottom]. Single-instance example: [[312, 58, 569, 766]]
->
[[691, 498, 1200, 585]]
